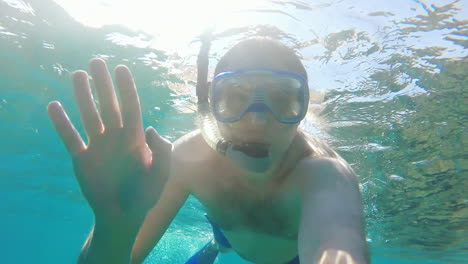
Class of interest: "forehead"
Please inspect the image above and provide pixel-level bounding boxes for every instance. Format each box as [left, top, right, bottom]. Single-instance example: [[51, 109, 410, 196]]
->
[[214, 41, 308, 82], [220, 57, 302, 74]]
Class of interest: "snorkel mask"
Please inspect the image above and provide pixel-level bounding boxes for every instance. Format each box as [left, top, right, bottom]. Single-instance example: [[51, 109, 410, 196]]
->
[[210, 69, 308, 124], [196, 36, 309, 173]]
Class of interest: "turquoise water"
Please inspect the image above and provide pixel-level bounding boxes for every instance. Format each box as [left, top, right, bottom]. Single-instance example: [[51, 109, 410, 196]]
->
[[1, 0, 467, 263]]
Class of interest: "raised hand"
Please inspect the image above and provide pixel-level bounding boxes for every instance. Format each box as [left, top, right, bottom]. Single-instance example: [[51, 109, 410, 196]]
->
[[48, 59, 171, 226]]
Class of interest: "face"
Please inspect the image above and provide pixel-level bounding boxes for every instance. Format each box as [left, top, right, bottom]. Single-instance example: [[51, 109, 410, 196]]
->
[[213, 69, 306, 157], [209, 43, 310, 156]]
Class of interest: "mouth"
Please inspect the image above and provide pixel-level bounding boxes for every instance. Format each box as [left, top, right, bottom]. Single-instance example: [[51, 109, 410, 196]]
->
[[230, 133, 270, 145], [232, 142, 270, 158]]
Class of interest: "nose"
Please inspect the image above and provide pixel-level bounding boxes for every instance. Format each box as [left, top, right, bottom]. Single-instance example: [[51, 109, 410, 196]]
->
[[243, 103, 274, 125], [244, 111, 272, 126]]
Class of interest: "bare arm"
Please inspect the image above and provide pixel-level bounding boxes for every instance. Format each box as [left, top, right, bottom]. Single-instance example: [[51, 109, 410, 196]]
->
[[298, 158, 369, 264], [130, 156, 190, 264], [78, 219, 142, 264]]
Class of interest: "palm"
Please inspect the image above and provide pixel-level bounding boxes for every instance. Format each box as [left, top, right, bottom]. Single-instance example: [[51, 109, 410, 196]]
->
[[48, 59, 171, 223]]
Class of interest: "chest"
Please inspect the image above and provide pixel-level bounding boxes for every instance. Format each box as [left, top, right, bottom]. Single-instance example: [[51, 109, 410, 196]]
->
[[192, 171, 303, 239]]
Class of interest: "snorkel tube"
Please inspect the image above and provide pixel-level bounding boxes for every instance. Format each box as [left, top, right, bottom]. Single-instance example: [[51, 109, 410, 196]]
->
[[196, 35, 272, 173]]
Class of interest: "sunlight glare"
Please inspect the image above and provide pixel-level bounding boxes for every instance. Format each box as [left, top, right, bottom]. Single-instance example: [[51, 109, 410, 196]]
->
[[53, 0, 266, 52]]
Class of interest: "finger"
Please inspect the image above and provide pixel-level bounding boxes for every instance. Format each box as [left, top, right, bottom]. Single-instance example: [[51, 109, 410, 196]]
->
[[89, 58, 122, 129], [72, 71, 104, 139], [115, 65, 144, 139], [146, 127, 172, 177], [47, 101, 86, 155]]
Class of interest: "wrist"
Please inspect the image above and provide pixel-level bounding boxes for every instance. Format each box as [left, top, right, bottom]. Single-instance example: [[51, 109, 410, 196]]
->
[[93, 216, 142, 241], [82, 218, 143, 264], [93, 208, 146, 231]]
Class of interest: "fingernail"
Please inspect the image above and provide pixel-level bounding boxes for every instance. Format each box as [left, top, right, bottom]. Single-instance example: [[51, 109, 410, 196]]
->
[[73, 69, 86, 77], [89, 58, 106, 69]]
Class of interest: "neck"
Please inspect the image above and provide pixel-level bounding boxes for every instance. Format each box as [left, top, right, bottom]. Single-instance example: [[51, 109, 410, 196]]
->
[[242, 161, 280, 185], [243, 131, 311, 187], [238, 136, 297, 187]]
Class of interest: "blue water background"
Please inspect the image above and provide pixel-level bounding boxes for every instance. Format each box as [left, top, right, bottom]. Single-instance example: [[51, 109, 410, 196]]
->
[[0, 0, 467, 263]]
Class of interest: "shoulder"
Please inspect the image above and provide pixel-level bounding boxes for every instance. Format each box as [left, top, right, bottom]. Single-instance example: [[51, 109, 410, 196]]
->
[[173, 129, 203, 148], [172, 130, 211, 162], [168, 130, 214, 190], [295, 156, 359, 192], [298, 128, 341, 159], [295, 128, 355, 181], [298, 157, 354, 175], [170, 129, 219, 179]]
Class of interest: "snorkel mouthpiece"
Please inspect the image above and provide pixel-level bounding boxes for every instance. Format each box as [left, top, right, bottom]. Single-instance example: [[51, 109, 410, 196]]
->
[[215, 140, 272, 173], [233, 143, 269, 158]]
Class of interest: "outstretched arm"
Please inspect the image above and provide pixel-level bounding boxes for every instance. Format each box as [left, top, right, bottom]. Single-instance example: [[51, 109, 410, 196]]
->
[[298, 158, 369, 264]]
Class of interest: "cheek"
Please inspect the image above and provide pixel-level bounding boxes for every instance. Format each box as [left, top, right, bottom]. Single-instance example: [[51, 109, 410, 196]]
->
[[272, 124, 298, 140], [217, 122, 232, 137]]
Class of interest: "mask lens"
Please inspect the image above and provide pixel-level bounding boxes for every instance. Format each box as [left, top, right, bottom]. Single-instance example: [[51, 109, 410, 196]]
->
[[213, 77, 251, 120], [266, 77, 303, 120], [212, 71, 307, 123]]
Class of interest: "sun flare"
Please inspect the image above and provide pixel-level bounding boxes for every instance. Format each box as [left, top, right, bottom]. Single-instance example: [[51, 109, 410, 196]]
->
[[53, 0, 265, 51]]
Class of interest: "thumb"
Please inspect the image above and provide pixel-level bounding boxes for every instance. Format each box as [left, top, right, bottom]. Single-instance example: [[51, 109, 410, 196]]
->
[[145, 126, 172, 174]]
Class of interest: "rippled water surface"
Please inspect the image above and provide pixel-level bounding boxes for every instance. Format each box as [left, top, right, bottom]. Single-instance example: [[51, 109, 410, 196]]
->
[[0, 0, 466, 263]]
